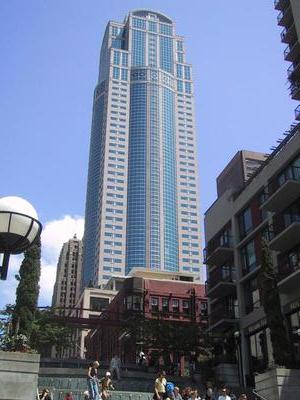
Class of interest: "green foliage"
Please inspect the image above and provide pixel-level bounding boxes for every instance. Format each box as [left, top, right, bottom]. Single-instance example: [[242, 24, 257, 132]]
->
[[30, 308, 74, 355], [257, 239, 293, 367], [0, 305, 74, 354], [126, 313, 211, 356], [12, 237, 41, 337]]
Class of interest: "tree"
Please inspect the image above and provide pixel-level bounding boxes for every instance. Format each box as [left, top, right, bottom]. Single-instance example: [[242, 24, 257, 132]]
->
[[30, 308, 75, 356], [0, 305, 74, 355], [12, 236, 41, 337], [257, 239, 293, 367]]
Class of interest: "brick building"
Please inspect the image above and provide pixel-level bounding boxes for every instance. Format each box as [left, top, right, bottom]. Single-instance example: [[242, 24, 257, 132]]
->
[[85, 268, 207, 368]]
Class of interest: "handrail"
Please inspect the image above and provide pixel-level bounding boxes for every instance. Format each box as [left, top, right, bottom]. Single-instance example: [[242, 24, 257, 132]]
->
[[253, 389, 270, 400]]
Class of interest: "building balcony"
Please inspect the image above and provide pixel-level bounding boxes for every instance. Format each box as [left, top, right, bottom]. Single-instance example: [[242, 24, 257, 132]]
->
[[204, 237, 233, 267], [290, 82, 300, 100], [262, 167, 300, 213], [277, 261, 300, 292], [206, 267, 236, 299], [274, 0, 290, 11], [284, 41, 300, 62], [209, 304, 239, 331], [295, 105, 300, 121], [269, 219, 300, 252], [277, 5, 293, 27], [281, 24, 297, 44], [287, 60, 300, 80]]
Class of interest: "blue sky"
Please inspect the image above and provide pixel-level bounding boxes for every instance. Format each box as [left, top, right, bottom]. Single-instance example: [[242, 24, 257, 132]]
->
[[0, 1, 296, 306]]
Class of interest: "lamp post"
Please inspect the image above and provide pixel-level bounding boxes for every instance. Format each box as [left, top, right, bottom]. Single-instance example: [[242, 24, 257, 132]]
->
[[234, 330, 245, 388], [0, 196, 42, 280]]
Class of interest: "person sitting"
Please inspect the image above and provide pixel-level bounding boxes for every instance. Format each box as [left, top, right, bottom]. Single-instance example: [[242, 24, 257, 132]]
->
[[39, 388, 51, 400], [100, 371, 115, 400], [217, 388, 230, 400], [154, 371, 167, 400], [174, 386, 183, 400]]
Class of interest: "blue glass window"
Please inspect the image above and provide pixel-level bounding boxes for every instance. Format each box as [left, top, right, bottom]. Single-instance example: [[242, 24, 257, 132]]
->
[[176, 64, 183, 78], [184, 66, 191, 80], [113, 51, 120, 65], [160, 36, 174, 73], [132, 17, 146, 29], [185, 82, 192, 94], [177, 52, 184, 63], [160, 23, 173, 36], [112, 39, 123, 49], [177, 80, 183, 92], [148, 21, 157, 32], [122, 52, 128, 67], [113, 67, 120, 79], [111, 26, 123, 37], [176, 41, 183, 51], [132, 30, 146, 66], [121, 68, 128, 81]]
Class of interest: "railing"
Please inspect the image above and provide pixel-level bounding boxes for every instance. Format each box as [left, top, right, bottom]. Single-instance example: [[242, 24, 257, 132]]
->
[[277, 258, 300, 281], [277, 5, 292, 25], [209, 304, 239, 325], [284, 40, 300, 60], [204, 235, 233, 263], [253, 389, 270, 400], [207, 267, 236, 290], [266, 165, 300, 199], [295, 104, 300, 120], [290, 82, 300, 98], [273, 210, 300, 236], [281, 23, 295, 42], [287, 59, 300, 78]]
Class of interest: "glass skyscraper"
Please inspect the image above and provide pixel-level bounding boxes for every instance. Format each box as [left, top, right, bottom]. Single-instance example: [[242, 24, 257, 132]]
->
[[83, 9, 202, 287]]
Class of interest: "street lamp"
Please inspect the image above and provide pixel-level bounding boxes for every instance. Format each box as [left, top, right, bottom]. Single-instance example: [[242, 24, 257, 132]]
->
[[0, 196, 42, 280], [234, 330, 245, 388]]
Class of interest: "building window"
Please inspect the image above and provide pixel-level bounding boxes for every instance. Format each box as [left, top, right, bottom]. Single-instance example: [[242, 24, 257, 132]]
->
[[244, 277, 260, 314], [172, 299, 179, 314], [239, 207, 253, 239], [183, 300, 190, 315], [200, 302, 208, 316], [151, 297, 159, 312], [241, 240, 257, 274], [162, 298, 169, 313]]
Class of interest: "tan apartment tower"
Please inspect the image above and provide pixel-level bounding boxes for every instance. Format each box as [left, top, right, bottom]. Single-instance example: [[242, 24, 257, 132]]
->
[[52, 235, 83, 316]]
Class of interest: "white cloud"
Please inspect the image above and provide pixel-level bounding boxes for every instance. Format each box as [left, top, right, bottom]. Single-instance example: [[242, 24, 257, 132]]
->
[[0, 215, 84, 309]]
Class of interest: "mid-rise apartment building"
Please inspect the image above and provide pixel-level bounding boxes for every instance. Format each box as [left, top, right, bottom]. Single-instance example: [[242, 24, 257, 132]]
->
[[204, 124, 300, 385], [83, 9, 202, 287], [275, 0, 300, 105]]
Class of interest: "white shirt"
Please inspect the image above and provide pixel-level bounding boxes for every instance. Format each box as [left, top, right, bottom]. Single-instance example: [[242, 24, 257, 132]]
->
[[217, 396, 231, 400]]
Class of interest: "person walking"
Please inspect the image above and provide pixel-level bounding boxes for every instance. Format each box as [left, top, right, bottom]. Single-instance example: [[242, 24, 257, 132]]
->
[[87, 360, 100, 400], [217, 388, 230, 400], [154, 371, 167, 400], [110, 354, 121, 380]]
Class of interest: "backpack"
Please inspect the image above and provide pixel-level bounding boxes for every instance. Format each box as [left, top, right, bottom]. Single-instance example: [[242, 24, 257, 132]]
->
[[166, 382, 175, 394]]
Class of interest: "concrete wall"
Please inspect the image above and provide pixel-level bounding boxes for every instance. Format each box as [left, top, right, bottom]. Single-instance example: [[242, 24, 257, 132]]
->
[[255, 368, 300, 400], [0, 351, 40, 400]]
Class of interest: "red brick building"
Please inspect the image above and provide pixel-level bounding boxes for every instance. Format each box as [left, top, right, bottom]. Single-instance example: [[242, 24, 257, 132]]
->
[[85, 269, 207, 367]]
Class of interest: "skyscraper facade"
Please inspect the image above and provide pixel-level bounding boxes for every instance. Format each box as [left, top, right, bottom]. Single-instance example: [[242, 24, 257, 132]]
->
[[83, 9, 202, 287], [52, 235, 83, 315]]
